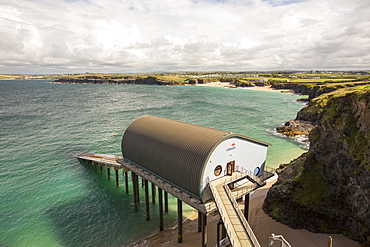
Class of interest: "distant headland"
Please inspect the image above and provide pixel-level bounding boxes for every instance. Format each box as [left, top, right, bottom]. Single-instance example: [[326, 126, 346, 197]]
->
[[4, 70, 369, 98]]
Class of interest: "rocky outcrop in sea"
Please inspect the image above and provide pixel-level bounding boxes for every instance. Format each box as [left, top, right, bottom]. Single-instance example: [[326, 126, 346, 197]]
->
[[276, 120, 314, 137], [263, 86, 370, 245]]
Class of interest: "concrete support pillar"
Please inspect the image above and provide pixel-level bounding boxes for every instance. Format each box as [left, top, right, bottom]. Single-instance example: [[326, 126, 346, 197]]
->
[[216, 220, 226, 246], [244, 193, 250, 221], [177, 199, 183, 243], [124, 171, 129, 193], [100, 165, 103, 174], [221, 223, 227, 239], [144, 179, 150, 220], [107, 167, 111, 180], [158, 187, 164, 231], [217, 220, 222, 247], [115, 169, 119, 186], [164, 192, 169, 212], [201, 213, 207, 247], [198, 211, 202, 232], [151, 183, 156, 203]]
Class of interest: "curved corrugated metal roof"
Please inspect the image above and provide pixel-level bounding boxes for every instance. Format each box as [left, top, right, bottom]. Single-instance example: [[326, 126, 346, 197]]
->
[[121, 115, 268, 198]]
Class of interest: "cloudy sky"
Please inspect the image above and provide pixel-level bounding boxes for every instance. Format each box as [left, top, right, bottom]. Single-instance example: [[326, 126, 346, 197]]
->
[[1, 0, 369, 74]]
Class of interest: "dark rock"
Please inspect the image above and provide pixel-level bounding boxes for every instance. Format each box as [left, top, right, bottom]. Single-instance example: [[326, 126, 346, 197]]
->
[[296, 98, 309, 102], [254, 82, 267, 87], [134, 76, 162, 85], [276, 120, 314, 137], [188, 79, 197, 85]]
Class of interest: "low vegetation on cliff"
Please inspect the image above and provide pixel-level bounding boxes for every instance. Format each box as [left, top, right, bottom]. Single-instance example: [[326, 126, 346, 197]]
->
[[263, 86, 370, 245]]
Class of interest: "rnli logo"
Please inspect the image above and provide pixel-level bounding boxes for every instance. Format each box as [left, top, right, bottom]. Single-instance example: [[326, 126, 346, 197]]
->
[[226, 143, 236, 152]]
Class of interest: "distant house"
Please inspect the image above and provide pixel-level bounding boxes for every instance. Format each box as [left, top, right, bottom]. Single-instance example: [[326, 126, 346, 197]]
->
[[260, 78, 268, 83]]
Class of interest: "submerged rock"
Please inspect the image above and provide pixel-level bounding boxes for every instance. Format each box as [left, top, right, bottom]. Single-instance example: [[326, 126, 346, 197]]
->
[[264, 86, 370, 245]]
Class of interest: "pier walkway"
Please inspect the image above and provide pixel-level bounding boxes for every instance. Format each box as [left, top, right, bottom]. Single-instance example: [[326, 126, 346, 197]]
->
[[210, 172, 261, 247], [76, 152, 216, 214], [76, 153, 122, 168]]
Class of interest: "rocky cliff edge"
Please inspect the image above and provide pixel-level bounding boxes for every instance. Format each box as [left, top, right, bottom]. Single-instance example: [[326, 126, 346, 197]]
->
[[263, 85, 370, 245]]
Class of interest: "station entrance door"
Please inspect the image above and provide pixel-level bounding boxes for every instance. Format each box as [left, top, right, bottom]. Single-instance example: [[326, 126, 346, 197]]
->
[[226, 161, 235, 176]]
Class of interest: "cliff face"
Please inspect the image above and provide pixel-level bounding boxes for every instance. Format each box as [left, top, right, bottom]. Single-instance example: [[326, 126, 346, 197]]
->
[[263, 86, 370, 245], [270, 82, 370, 100], [53, 76, 181, 85]]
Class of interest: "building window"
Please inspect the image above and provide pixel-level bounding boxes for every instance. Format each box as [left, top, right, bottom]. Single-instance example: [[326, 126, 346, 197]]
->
[[214, 165, 222, 176], [254, 167, 260, 176]]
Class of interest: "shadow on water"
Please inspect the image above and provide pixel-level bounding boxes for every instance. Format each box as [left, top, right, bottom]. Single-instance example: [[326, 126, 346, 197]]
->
[[45, 160, 176, 247]]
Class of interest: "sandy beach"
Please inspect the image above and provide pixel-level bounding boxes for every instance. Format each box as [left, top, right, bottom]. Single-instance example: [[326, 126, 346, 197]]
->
[[132, 176, 360, 247], [195, 82, 294, 93]]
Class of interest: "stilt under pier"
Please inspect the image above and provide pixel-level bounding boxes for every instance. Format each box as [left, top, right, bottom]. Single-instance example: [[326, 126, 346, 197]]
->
[[201, 212, 207, 247], [164, 191, 168, 213], [144, 179, 150, 220], [132, 172, 139, 211], [124, 171, 129, 193], [178, 199, 183, 243], [115, 168, 119, 186], [151, 183, 156, 203], [107, 167, 111, 180], [158, 187, 164, 231], [198, 211, 202, 232]]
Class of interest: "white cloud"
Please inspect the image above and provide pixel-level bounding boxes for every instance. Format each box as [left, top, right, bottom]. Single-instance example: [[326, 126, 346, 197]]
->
[[0, 0, 369, 73]]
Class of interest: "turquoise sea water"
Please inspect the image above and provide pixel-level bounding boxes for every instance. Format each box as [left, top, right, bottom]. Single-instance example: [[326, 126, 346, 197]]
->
[[0, 80, 306, 247]]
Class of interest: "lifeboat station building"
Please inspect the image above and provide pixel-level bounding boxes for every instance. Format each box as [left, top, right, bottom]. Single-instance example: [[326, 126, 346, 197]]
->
[[78, 115, 274, 247], [121, 115, 270, 203]]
